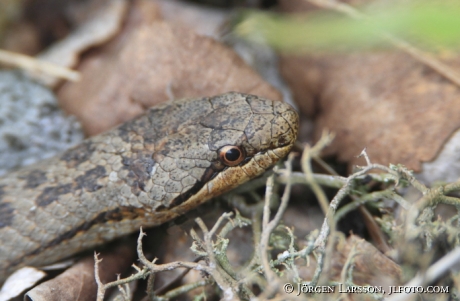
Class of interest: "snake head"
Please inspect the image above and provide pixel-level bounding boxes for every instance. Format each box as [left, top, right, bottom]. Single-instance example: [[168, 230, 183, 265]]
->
[[148, 92, 299, 210]]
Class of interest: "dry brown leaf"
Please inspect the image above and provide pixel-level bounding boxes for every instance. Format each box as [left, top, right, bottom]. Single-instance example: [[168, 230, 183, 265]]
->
[[2, 0, 130, 85], [153, 0, 229, 39], [1, 22, 41, 55], [35, 0, 128, 87], [0, 267, 46, 300], [335, 235, 401, 288], [280, 52, 460, 172], [58, 20, 281, 136], [24, 243, 135, 301]]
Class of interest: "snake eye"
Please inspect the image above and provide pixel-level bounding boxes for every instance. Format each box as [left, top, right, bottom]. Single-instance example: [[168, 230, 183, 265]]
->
[[218, 145, 245, 166]]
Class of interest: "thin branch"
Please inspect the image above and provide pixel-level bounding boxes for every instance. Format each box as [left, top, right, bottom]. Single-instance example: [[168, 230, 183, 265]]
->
[[159, 279, 213, 300], [94, 253, 105, 301], [301, 130, 335, 214], [258, 153, 295, 298], [0, 49, 80, 82], [195, 218, 241, 300], [358, 148, 372, 166]]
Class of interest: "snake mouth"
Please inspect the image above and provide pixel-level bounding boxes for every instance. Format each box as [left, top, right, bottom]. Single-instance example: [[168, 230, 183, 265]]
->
[[168, 125, 297, 208], [167, 142, 294, 212]]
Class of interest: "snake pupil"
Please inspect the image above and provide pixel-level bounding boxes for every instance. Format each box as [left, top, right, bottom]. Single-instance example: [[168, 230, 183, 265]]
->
[[225, 148, 241, 161], [218, 145, 245, 166]]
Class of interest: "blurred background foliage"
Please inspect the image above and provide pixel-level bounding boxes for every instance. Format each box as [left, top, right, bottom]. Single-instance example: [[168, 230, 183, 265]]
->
[[234, 1, 460, 53]]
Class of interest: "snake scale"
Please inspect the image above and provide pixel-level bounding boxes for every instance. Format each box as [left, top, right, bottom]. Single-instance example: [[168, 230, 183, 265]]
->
[[0, 92, 298, 283]]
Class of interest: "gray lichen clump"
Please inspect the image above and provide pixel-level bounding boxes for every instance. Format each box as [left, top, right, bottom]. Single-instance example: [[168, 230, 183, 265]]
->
[[0, 71, 83, 175]]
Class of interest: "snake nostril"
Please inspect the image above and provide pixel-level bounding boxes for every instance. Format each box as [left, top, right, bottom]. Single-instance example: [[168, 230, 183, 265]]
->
[[278, 136, 287, 146]]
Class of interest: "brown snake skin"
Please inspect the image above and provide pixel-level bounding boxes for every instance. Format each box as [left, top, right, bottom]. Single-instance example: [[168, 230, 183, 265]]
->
[[0, 92, 298, 283]]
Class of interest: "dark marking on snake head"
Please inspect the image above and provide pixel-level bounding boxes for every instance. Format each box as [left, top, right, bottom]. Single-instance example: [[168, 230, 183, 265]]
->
[[36, 184, 73, 207], [60, 141, 95, 168], [75, 166, 106, 192], [0, 197, 14, 228], [169, 165, 220, 207], [277, 136, 287, 146], [169, 183, 203, 207], [121, 155, 155, 195], [118, 115, 153, 144], [19, 170, 47, 188]]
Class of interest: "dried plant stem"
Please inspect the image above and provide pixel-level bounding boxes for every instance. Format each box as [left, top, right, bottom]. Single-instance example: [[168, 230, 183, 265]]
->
[[146, 273, 155, 300], [94, 253, 105, 301], [335, 190, 409, 221], [258, 153, 294, 298], [277, 171, 346, 188], [339, 241, 359, 298], [195, 218, 245, 300], [0, 49, 80, 82], [444, 181, 460, 194], [159, 279, 213, 300], [94, 228, 219, 301], [301, 130, 335, 214], [308, 151, 399, 286]]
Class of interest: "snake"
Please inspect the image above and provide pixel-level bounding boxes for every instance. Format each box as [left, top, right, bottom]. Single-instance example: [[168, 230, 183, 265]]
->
[[0, 92, 298, 283]]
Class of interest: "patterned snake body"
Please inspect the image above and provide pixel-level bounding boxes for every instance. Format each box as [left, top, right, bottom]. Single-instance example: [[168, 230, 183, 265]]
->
[[0, 92, 298, 283]]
